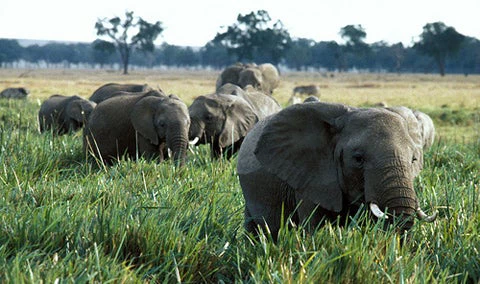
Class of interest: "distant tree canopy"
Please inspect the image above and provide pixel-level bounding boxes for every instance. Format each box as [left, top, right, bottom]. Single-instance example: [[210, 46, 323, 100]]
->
[[1, 13, 479, 75], [0, 39, 22, 65], [414, 22, 466, 76], [213, 10, 291, 65], [95, 11, 164, 74]]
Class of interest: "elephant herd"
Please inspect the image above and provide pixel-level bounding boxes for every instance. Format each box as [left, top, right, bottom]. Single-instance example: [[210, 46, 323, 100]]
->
[[13, 62, 439, 239]]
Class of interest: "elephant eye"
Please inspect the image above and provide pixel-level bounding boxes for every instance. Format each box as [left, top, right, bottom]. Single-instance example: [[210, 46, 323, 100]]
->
[[412, 156, 418, 163], [352, 153, 364, 166], [205, 114, 213, 121]]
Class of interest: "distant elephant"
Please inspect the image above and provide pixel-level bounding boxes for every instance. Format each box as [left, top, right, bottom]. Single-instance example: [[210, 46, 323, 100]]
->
[[215, 63, 280, 95], [189, 83, 282, 159], [89, 83, 153, 103], [83, 90, 191, 165], [413, 110, 435, 149], [387, 107, 435, 150], [0, 87, 29, 99], [38, 95, 96, 135], [237, 102, 437, 239]]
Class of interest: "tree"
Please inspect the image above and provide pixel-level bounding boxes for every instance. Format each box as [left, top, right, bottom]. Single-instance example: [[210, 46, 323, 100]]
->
[[414, 22, 465, 76], [339, 24, 370, 69], [95, 11, 163, 74], [284, 38, 314, 70], [92, 39, 116, 67], [213, 10, 291, 65], [0, 39, 23, 66]]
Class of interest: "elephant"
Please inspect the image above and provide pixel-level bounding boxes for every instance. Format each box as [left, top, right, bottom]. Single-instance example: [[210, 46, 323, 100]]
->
[[89, 83, 153, 103], [387, 106, 435, 150], [83, 90, 191, 166], [292, 85, 320, 97], [0, 87, 29, 99], [413, 110, 435, 149], [38, 95, 96, 135], [189, 83, 282, 159], [237, 102, 437, 239], [215, 63, 280, 95], [288, 85, 320, 105]]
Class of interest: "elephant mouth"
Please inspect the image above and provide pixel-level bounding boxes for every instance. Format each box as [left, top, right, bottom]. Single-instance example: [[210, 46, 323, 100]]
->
[[369, 202, 437, 223]]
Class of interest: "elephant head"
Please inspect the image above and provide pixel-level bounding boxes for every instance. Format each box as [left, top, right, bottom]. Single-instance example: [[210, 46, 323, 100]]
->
[[237, 102, 436, 238], [215, 63, 279, 95], [188, 91, 258, 159], [64, 97, 96, 131], [130, 95, 190, 166], [238, 67, 263, 90]]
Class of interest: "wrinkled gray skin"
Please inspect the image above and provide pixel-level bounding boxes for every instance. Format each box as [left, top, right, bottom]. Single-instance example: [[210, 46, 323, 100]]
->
[[38, 95, 96, 135], [84, 90, 190, 166], [237, 102, 436, 239], [189, 83, 282, 159], [0, 87, 29, 99], [413, 110, 435, 149], [215, 63, 280, 95], [89, 83, 153, 103]]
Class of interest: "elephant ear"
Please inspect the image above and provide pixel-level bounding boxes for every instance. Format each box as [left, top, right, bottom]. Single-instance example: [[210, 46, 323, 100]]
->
[[131, 96, 163, 145], [386, 106, 424, 176], [219, 96, 258, 148], [254, 103, 350, 212]]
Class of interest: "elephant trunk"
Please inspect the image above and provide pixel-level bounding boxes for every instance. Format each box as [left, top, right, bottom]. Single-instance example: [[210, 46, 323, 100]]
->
[[167, 126, 189, 167], [365, 162, 419, 231], [188, 118, 205, 145]]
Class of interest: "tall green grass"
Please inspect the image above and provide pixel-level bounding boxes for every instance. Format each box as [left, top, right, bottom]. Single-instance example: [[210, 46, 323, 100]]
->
[[0, 98, 478, 282]]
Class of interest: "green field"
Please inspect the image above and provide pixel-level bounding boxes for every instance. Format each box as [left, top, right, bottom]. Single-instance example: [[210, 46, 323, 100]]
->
[[0, 69, 479, 282]]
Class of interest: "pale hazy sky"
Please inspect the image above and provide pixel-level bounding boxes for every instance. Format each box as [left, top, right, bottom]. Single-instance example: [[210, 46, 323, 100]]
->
[[1, 0, 478, 47]]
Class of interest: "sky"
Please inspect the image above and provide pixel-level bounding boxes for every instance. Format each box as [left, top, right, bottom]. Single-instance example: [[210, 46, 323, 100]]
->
[[1, 0, 479, 47]]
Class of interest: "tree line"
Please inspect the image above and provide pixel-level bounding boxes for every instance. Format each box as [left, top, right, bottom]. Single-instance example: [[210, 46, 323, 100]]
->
[[1, 10, 479, 75]]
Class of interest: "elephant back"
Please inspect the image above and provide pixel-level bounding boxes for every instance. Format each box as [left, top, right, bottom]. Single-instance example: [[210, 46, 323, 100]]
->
[[238, 87, 282, 120], [89, 83, 153, 103]]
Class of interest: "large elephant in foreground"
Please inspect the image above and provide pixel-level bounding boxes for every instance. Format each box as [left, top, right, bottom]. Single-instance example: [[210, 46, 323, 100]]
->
[[89, 83, 153, 103], [215, 63, 280, 95], [237, 102, 437, 239], [189, 84, 282, 158], [83, 90, 191, 166], [38, 95, 96, 135]]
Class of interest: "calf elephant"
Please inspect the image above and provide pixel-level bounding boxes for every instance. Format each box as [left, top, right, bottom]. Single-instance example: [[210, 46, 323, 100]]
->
[[38, 95, 96, 135], [237, 102, 437, 239], [89, 83, 153, 103], [0, 87, 29, 99], [83, 90, 191, 165], [215, 63, 280, 95], [189, 83, 281, 159]]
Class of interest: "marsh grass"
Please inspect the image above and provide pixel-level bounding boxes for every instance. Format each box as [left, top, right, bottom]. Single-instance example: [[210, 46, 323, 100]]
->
[[0, 70, 479, 282]]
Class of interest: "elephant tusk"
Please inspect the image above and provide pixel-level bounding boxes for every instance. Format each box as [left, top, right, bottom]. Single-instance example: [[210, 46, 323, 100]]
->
[[370, 203, 389, 219], [416, 207, 437, 222], [167, 148, 172, 159], [189, 137, 199, 145]]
